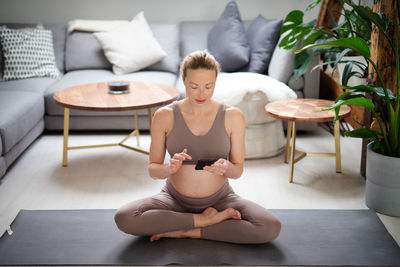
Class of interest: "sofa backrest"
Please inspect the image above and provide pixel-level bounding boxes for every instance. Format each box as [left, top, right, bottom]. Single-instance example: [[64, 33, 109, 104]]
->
[[65, 23, 180, 74], [179, 21, 214, 59], [0, 23, 67, 74]]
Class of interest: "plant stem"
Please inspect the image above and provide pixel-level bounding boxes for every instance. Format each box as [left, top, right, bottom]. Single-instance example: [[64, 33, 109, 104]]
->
[[372, 109, 392, 155], [367, 59, 388, 100], [395, 0, 400, 155]]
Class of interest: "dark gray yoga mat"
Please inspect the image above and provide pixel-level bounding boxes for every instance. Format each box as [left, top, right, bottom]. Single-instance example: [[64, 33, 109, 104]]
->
[[0, 209, 399, 266]]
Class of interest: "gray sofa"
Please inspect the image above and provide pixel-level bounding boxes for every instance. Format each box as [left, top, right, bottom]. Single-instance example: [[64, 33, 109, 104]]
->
[[0, 21, 319, 178]]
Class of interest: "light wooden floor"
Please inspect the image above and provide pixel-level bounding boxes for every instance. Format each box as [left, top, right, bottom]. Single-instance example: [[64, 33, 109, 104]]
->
[[0, 125, 399, 267]]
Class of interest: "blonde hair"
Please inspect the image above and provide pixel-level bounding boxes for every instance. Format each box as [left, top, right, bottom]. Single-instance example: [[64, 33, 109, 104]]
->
[[180, 50, 220, 80]]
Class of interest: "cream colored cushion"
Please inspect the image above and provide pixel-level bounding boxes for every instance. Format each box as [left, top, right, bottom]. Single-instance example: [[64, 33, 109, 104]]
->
[[93, 12, 167, 75]]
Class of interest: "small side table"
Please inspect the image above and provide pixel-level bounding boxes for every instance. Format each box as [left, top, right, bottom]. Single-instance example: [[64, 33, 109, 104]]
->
[[53, 81, 179, 166], [265, 98, 351, 183]]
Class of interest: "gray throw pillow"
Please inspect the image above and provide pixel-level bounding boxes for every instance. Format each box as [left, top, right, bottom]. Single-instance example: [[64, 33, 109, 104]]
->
[[207, 1, 250, 72], [241, 15, 282, 74]]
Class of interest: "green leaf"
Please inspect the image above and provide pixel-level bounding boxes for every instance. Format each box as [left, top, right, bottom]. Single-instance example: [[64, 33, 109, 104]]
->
[[302, 29, 326, 47], [335, 48, 352, 64], [281, 10, 304, 34], [293, 51, 313, 79], [305, 0, 321, 12], [342, 84, 375, 92], [295, 37, 371, 58], [323, 97, 375, 111], [373, 86, 396, 100], [351, 5, 394, 50], [352, 5, 388, 35], [341, 85, 396, 101], [335, 92, 366, 103], [342, 61, 360, 86], [345, 128, 381, 140]]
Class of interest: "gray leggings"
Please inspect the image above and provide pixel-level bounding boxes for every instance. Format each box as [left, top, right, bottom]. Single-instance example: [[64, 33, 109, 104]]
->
[[114, 180, 281, 244]]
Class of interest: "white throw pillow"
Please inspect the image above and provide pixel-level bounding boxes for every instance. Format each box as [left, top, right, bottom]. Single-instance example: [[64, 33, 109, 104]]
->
[[93, 12, 167, 75]]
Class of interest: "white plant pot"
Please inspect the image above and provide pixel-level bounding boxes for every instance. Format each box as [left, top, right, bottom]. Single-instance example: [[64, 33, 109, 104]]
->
[[337, 56, 367, 87], [366, 142, 400, 216]]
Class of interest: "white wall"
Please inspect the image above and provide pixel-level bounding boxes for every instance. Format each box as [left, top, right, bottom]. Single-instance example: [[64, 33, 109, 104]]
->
[[0, 0, 319, 24]]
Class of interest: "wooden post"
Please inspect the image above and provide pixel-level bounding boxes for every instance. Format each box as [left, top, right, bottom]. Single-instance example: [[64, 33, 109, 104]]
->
[[317, 0, 344, 100], [369, 0, 397, 95], [316, 0, 343, 30]]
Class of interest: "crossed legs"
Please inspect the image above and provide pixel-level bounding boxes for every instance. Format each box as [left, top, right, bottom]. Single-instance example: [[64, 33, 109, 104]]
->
[[114, 186, 281, 244]]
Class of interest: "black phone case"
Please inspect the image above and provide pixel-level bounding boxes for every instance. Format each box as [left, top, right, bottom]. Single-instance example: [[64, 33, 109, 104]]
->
[[195, 159, 217, 170]]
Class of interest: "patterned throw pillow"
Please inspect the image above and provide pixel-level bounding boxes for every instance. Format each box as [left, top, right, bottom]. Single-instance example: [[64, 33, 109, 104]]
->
[[0, 27, 60, 80]]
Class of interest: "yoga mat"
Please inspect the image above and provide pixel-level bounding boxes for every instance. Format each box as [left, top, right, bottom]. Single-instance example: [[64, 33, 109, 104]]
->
[[0, 209, 399, 266]]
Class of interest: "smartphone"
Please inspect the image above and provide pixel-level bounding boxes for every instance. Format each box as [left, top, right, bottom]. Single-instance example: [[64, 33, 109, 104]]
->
[[195, 158, 217, 170]]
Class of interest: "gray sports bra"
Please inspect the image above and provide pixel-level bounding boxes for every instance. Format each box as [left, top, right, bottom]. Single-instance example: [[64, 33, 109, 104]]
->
[[166, 101, 230, 164]]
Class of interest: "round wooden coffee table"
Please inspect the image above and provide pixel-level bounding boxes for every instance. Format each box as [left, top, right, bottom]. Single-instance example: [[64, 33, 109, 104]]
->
[[265, 98, 351, 183], [53, 81, 179, 166]]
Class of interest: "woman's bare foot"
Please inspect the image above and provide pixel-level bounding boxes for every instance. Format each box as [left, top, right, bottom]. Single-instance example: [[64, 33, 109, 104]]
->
[[149, 207, 241, 242], [194, 207, 241, 228], [150, 228, 200, 242]]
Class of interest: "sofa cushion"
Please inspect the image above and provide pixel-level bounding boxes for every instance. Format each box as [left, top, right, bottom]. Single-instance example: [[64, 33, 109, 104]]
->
[[0, 23, 66, 73], [65, 32, 112, 71], [207, 1, 250, 72], [66, 24, 180, 73], [45, 69, 177, 116], [0, 27, 61, 80], [288, 74, 305, 91], [143, 24, 180, 73], [0, 91, 44, 154], [240, 15, 282, 74], [268, 35, 297, 84], [0, 157, 5, 177], [0, 76, 58, 94]]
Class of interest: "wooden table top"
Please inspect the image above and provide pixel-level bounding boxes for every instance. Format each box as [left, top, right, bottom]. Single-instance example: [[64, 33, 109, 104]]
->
[[265, 98, 351, 123], [53, 81, 180, 111]]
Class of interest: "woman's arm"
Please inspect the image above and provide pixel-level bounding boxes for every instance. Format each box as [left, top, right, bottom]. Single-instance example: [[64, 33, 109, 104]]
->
[[148, 107, 172, 179], [204, 106, 245, 179], [148, 106, 192, 179]]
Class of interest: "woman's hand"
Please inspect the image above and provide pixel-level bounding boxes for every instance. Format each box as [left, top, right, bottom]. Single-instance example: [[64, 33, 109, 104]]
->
[[168, 148, 192, 174], [203, 158, 229, 176]]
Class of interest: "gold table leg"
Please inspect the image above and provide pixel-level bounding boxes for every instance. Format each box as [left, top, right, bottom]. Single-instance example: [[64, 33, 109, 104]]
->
[[289, 121, 296, 183], [284, 120, 343, 182], [334, 120, 342, 173], [61, 108, 150, 166], [134, 110, 140, 146], [62, 108, 70, 167], [148, 108, 153, 134], [285, 121, 293, 163]]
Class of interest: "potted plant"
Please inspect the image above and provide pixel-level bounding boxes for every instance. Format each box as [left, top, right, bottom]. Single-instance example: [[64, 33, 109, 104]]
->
[[279, 0, 371, 86], [282, 0, 400, 216]]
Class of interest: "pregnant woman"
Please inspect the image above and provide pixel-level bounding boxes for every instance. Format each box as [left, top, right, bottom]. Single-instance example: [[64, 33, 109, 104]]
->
[[114, 50, 281, 244]]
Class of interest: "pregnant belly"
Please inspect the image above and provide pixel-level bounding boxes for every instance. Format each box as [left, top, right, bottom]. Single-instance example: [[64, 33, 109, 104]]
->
[[169, 164, 227, 198]]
